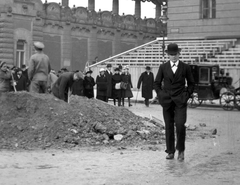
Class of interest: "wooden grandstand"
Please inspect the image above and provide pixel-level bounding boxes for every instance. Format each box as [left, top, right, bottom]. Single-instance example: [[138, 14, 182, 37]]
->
[[89, 38, 240, 68]]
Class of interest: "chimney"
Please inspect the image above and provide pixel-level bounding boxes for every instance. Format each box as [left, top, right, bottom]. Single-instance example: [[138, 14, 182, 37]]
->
[[62, 0, 69, 7]]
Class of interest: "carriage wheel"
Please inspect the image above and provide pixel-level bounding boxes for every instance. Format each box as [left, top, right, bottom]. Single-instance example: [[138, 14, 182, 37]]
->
[[220, 92, 235, 111], [188, 92, 202, 108], [235, 93, 240, 111]]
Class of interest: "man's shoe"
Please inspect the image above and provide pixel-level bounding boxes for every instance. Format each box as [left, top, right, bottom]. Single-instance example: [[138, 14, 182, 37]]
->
[[178, 152, 184, 161], [166, 153, 174, 160]]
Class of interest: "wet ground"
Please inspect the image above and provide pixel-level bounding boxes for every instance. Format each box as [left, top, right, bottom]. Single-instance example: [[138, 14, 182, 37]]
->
[[0, 104, 240, 185]]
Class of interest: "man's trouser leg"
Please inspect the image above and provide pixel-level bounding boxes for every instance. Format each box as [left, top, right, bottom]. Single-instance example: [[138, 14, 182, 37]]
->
[[174, 105, 187, 152], [39, 81, 48, 93], [29, 81, 40, 93], [163, 105, 175, 154]]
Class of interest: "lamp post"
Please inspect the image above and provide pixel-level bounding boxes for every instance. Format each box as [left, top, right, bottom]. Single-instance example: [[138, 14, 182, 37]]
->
[[160, 2, 168, 64]]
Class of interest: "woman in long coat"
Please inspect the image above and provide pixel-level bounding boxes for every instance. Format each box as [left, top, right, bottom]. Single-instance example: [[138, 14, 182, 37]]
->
[[0, 61, 12, 93], [83, 70, 95, 99], [14, 68, 28, 91], [121, 66, 133, 107], [112, 68, 123, 106], [96, 68, 108, 102], [72, 76, 84, 96], [137, 66, 154, 107]]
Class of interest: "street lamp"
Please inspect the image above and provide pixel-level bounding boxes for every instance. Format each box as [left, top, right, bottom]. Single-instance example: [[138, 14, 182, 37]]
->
[[160, 3, 168, 64]]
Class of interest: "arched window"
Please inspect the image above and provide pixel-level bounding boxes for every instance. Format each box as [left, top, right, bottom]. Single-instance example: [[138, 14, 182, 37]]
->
[[16, 40, 26, 68], [200, 0, 216, 19]]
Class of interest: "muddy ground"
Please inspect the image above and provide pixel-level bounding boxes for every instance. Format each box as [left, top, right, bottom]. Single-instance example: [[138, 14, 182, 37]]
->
[[0, 103, 240, 185]]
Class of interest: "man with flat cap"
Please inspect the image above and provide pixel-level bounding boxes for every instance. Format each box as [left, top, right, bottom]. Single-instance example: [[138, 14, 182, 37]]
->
[[28, 41, 51, 93], [154, 43, 195, 161]]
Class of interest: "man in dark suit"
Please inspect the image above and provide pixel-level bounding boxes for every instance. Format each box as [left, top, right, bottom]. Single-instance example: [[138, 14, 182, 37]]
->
[[105, 64, 112, 102], [137, 66, 154, 107], [154, 43, 195, 161]]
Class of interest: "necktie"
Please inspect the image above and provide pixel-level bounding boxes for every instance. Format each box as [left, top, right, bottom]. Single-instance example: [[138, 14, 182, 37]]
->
[[172, 63, 177, 74]]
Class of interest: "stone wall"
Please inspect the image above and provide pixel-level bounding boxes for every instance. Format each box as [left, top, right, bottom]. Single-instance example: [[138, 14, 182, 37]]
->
[[167, 0, 240, 39], [1, 0, 164, 71], [0, 5, 14, 64]]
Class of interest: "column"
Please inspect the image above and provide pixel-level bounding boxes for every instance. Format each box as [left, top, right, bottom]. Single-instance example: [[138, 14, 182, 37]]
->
[[61, 25, 72, 69], [113, 30, 121, 55], [135, 0, 141, 18], [62, 0, 69, 7], [88, 0, 95, 11], [0, 9, 14, 64], [112, 0, 119, 15], [155, 3, 161, 19], [88, 28, 98, 65]]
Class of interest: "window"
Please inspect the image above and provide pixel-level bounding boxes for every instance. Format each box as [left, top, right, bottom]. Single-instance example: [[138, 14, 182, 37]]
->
[[199, 67, 210, 83], [200, 0, 216, 19], [16, 40, 26, 68]]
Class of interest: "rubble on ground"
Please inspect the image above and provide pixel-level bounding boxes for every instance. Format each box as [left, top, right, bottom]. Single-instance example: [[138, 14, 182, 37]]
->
[[0, 92, 165, 150]]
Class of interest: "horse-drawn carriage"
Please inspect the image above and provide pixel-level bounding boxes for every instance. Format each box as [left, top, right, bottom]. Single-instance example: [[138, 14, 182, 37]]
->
[[188, 64, 240, 111]]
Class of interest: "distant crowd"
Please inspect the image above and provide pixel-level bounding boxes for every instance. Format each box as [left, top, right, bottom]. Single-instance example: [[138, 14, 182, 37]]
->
[[0, 41, 155, 107]]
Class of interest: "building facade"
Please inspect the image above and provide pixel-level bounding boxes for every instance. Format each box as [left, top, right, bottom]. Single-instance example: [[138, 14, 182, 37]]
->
[[0, 0, 165, 71], [167, 0, 240, 39]]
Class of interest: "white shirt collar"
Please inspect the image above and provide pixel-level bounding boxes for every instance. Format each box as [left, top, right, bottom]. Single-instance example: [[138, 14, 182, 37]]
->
[[170, 60, 179, 67]]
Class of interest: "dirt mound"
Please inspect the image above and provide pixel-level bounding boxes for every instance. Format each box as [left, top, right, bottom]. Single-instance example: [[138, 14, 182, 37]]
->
[[0, 92, 164, 150]]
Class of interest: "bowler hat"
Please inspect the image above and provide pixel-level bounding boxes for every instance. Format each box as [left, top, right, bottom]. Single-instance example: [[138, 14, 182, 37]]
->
[[114, 68, 120, 72], [145, 66, 151, 70], [34, 41, 45, 49], [117, 64, 122, 70], [85, 70, 93, 74], [165, 43, 181, 55], [106, 64, 112, 68]]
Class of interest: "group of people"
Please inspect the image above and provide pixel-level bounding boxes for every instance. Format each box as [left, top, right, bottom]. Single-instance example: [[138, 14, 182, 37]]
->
[[96, 64, 134, 107], [0, 41, 196, 162]]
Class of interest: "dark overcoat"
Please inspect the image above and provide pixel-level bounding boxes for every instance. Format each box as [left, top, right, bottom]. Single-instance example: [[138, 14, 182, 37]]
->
[[137, 71, 154, 99], [52, 72, 74, 102], [72, 78, 84, 96], [96, 74, 108, 97], [121, 73, 133, 98], [14, 75, 27, 91], [112, 73, 123, 99], [83, 76, 95, 98], [105, 70, 112, 98]]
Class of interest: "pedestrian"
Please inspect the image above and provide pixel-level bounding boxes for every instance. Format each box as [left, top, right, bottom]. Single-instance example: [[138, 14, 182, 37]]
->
[[112, 68, 123, 106], [83, 70, 95, 99], [21, 64, 29, 89], [52, 71, 84, 102], [71, 71, 85, 96], [28, 41, 51, 93], [154, 43, 195, 161], [137, 66, 154, 107], [105, 64, 112, 102], [14, 68, 27, 91], [121, 66, 133, 107], [0, 61, 12, 93], [96, 68, 108, 102], [47, 70, 58, 93]]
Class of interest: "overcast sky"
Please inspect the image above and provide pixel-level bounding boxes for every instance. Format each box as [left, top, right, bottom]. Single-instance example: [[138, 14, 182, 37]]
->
[[42, 0, 156, 18]]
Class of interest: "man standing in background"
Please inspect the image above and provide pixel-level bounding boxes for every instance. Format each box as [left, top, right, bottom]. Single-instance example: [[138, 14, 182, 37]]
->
[[105, 64, 112, 102], [28, 41, 51, 93], [137, 66, 154, 107]]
